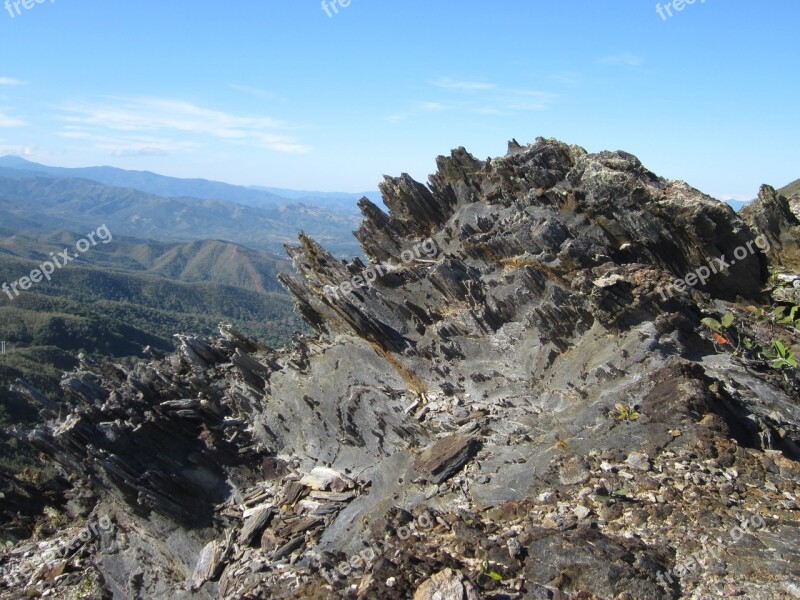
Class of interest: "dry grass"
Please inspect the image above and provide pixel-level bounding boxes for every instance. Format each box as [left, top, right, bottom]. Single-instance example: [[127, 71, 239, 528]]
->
[[370, 342, 428, 395]]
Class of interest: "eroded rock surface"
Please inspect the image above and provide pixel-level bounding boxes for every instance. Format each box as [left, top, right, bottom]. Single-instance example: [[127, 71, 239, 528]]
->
[[3, 138, 799, 599]]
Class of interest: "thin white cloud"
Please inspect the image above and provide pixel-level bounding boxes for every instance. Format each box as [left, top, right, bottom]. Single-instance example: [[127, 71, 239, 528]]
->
[[473, 107, 506, 115], [419, 101, 450, 112], [0, 77, 25, 86], [387, 101, 454, 122], [0, 143, 35, 156], [111, 147, 170, 157], [506, 89, 555, 111], [388, 81, 556, 121], [228, 83, 285, 102], [57, 97, 311, 154], [58, 128, 197, 156], [0, 108, 26, 127], [433, 78, 497, 91], [598, 53, 644, 67]]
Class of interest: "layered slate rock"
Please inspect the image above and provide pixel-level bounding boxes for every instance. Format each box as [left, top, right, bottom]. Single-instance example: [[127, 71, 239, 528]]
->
[[413, 435, 480, 484], [7, 138, 800, 600], [741, 184, 800, 270]]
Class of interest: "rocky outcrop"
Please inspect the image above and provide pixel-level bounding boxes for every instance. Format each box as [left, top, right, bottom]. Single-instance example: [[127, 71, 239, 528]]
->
[[741, 184, 800, 270], [790, 193, 800, 220], [4, 138, 800, 599]]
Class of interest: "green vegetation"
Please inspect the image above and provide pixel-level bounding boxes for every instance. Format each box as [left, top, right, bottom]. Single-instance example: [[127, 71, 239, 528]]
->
[[0, 243, 305, 479], [779, 178, 800, 198], [700, 300, 800, 371], [477, 559, 504, 584], [0, 257, 304, 396], [613, 403, 641, 422], [72, 573, 103, 600], [0, 164, 358, 525], [1, 230, 289, 294], [761, 339, 798, 369]]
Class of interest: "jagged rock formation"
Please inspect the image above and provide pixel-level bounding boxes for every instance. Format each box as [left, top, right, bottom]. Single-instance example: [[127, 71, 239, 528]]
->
[[740, 184, 800, 270], [790, 193, 800, 221], [3, 138, 800, 599]]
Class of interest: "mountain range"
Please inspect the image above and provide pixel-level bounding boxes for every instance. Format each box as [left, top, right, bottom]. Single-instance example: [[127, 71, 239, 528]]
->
[[0, 157, 389, 407], [1, 230, 288, 295], [0, 155, 383, 212], [0, 157, 372, 509], [0, 231, 304, 398], [0, 156, 373, 258]]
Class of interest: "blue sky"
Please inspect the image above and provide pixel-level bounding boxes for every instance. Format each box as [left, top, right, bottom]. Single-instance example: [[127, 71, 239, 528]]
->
[[0, 1, 797, 200]]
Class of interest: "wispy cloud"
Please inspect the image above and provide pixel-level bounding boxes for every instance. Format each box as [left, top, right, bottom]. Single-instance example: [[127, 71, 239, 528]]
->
[[388, 79, 556, 121], [0, 77, 25, 86], [433, 78, 497, 91], [504, 89, 555, 112], [228, 83, 285, 102], [597, 53, 644, 67], [57, 127, 196, 157], [419, 101, 449, 112], [57, 97, 311, 155], [0, 142, 36, 156], [110, 146, 172, 157], [0, 108, 26, 127]]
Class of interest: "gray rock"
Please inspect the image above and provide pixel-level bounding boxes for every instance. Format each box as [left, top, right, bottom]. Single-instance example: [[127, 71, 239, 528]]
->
[[16, 137, 800, 600], [413, 568, 480, 600], [413, 435, 480, 484]]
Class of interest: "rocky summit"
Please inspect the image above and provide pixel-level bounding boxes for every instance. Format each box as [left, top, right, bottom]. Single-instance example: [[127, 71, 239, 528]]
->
[[3, 137, 800, 599]]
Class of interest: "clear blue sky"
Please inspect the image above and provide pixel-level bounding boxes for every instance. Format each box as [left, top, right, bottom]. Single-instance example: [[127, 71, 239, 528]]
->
[[0, 0, 797, 200]]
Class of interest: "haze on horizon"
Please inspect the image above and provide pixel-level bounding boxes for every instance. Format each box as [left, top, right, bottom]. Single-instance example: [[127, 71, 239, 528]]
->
[[0, 1, 797, 201]]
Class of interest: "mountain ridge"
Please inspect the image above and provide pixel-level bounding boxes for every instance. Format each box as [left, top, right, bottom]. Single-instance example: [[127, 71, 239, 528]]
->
[[0, 173, 363, 257], [9, 137, 799, 599], [1, 230, 288, 295], [0, 156, 374, 214], [780, 177, 800, 198]]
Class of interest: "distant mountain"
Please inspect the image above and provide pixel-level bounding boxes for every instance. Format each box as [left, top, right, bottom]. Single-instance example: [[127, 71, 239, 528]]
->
[[251, 185, 381, 201], [0, 231, 289, 295], [0, 156, 374, 214], [726, 179, 798, 213], [0, 243, 304, 399], [0, 173, 363, 257], [251, 185, 385, 212], [0, 156, 293, 209], [0, 239, 304, 502]]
